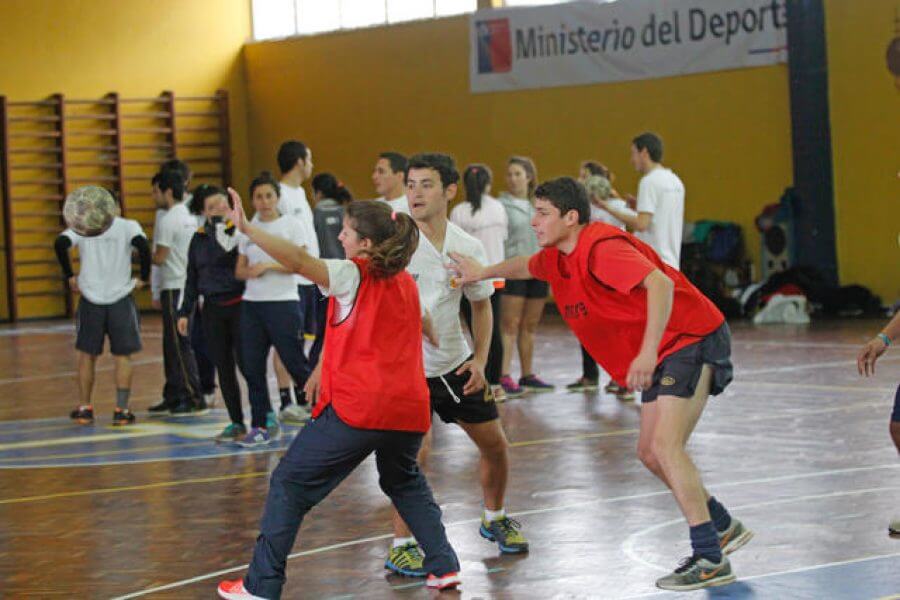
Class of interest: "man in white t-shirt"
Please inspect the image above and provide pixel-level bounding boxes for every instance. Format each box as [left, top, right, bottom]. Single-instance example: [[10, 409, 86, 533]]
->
[[271, 141, 320, 412], [373, 151, 410, 214], [150, 169, 204, 416], [152, 159, 217, 405], [385, 154, 528, 579], [600, 132, 685, 270], [55, 202, 151, 427]]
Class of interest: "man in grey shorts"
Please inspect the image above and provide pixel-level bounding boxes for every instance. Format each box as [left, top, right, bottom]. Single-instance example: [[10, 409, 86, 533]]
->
[[55, 209, 151, 426]]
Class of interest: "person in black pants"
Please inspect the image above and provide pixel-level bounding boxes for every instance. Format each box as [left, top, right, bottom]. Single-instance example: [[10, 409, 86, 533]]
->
[[177, 185, 247, 442], [308, 173, 352, 368]]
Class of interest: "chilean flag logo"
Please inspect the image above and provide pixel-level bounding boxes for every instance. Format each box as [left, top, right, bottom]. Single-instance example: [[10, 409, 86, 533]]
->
[[476, 18, 512, 73]]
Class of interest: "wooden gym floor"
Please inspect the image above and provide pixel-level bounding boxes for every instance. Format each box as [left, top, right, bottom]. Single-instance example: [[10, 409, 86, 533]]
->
[[0, 314, 898, 599]]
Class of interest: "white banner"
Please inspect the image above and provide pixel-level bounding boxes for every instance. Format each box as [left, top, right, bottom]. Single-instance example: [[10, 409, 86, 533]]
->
[[469, 0, 787, 93]]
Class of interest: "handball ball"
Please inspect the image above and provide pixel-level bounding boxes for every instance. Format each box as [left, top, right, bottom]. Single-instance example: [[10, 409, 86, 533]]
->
[[63, 185, 118, 237]]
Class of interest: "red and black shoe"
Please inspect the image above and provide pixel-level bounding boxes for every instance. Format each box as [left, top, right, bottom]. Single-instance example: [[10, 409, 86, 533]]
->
[[70, 405, 94, 425], [112, 408, 136, 426]]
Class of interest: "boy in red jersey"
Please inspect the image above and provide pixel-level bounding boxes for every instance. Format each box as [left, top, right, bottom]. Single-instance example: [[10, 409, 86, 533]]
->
[[217, 196, 460, 599], [451, 177, 752, 592]]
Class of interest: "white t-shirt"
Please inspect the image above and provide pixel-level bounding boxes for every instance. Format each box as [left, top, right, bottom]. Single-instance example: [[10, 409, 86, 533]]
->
[[150, 208, 166, 300], [378, 195, 410, 215], [277, 183, 319, 285], [408, 222, 493, 378], [635, 167, 685, 269], [238, 215, 305, 302], [590, 199, 633, 230], [156, 202, 199, 291], [449, 195, 508, 265], [318, 258, 426, 322], [63, 217, 144, 305]]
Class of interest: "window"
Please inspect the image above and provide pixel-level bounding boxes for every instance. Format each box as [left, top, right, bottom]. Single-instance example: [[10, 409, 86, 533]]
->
[[252, 0, 478, 40]]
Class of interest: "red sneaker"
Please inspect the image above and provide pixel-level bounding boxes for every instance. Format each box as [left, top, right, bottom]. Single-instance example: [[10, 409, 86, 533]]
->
[[426, 571, 461, 590], [217, 579, 266, 599]]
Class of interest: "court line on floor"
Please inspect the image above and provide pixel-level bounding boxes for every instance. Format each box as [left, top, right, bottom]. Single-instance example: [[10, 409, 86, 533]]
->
[[620, 552, 900, 599], [0, 471, 267, 505], [107, 462, 900, 599], [738, 355, 900, 376], [621, 484, 900, 573], [0, 357, 163, 385]]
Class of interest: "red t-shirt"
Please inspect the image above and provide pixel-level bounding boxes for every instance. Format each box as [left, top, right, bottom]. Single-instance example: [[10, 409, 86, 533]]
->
[[529, 223, 724, 385], [315, 258, 431, 433]]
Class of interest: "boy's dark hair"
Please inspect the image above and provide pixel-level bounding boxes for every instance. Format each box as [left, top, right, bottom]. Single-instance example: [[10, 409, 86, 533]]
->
[[156, 168, 185, 201], [160, 158, 192, 184], [379, 151, 408, 178], [151, 172, 162, 187], [406, 153, 460, 189], [249, 171, 281, 198], [191, 183, 230, 215], [277, 140, 309, 175], [632, 132, 663, 163], [581, 160, 609, 178], [534, 177, 590, 225]]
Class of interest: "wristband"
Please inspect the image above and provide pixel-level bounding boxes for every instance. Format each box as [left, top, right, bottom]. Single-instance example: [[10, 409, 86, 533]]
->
[[877, 333, 892, 347]]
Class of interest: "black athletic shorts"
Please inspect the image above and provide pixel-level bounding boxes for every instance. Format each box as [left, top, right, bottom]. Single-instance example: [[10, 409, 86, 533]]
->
[[428, 357, 499, 424], [891, 384, 900, 423], [641, 322, 733, 403], [503, 278, 549, 299], [75, 295, 142, 356]]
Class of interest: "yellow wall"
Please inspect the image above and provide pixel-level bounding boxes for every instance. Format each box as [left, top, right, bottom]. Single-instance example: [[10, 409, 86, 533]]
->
[[826, 0, 900, 303], [0, 0, 252, 319], [244, 15, 793, 279]]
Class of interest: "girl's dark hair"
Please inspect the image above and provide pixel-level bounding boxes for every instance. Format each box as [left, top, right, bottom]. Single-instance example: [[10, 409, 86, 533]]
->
[[249, 171, 280, 198], [463, 164, 492, 214], [508, 156, 538, 199], [312, 172, 353, 204], [345, 200, 419, 279], [190, 183, 229, 215]]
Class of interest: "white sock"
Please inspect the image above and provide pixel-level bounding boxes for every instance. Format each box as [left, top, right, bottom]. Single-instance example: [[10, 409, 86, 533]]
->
[[484, 507, 506, 522], [392, 536, 415, 548]]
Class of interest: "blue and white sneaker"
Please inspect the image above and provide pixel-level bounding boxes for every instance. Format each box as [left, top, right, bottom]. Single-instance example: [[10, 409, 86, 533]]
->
[[236, 427, 272, 448]]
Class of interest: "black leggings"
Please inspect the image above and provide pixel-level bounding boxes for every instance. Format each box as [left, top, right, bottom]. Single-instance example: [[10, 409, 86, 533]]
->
[[460, 292, 502, 386], [202, 301, 245, 425]]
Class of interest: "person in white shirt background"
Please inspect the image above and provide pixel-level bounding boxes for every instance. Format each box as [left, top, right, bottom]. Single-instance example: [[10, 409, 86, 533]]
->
[[450, 164, 507, 400], [235, 172, 311, 447], [149, 169, 205, 417], [599, 132, 685, 270], [373, 151, 410, 214], [55, 198, 151, 427], [268, 141, 319, 419], [496, 156, 554, 398], [150, 160, 217, 408], [385, 153, 528, 579]]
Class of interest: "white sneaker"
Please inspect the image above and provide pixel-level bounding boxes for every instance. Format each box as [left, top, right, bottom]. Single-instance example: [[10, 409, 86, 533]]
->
[[279, 403, 310, 425], [204, 392, 217, 408], [890, 519, 900, 536]]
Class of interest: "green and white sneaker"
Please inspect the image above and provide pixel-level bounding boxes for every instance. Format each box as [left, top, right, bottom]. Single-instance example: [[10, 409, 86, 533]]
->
[[889, 519, 900, 537], [215, 423, 247, 443], [265, 411, 280, 439], [384, 542, 427, 577], [279, 403, 310, 425], [655, 555, 735, 591], [718, 517, 754, 554], [480, 516, 529, 554]]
